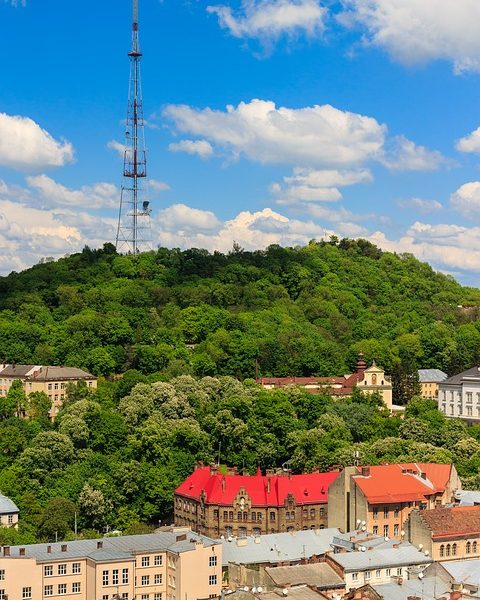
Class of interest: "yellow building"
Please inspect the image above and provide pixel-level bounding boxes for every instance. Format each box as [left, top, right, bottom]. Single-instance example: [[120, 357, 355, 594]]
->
[[418, 369, 448, 400], [0, 494, 19, 529], [0, 529, 222, 600], [0, 364, 97, 419]]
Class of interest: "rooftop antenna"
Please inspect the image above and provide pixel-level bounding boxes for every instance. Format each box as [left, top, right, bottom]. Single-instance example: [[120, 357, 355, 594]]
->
[[116, 0, 153, 254]]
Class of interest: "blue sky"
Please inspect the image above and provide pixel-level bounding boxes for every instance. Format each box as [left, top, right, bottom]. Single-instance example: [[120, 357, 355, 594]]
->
[[2, 0, 480, 284]]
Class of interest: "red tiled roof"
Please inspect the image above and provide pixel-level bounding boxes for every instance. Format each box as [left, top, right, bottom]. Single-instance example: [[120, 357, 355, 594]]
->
[[420, 506, 480, 538], [257, 374, 362, 396], [353, 463, 452, 505], [175, 467, 340, 507]]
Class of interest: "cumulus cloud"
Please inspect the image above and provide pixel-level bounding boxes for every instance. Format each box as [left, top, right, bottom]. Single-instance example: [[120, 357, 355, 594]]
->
[[164, 99, 386, 168], [0, 113, 73, 171], [340, 0, 480, 74], [397, 197, 443, 214], [107, 140, 126, 158], [26, 175, 119, 209], [450, 182, 480, 217], [456, 127, 480, 153], [168, 139, 214, 159], [148, 179, 171, 193], [158, 204, 221, 232], [271, 168, 372, 204], [207, 0, 327, 43], [381, 135, 447, 171]]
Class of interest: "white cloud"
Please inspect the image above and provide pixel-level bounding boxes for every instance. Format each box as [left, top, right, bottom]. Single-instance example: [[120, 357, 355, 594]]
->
[[148, 179, 171, 193], [0, 113, 73, 171], [164, 99, 386, 168], [341, 0, 480, 74], [397, 197, 443, 214], [207, 0, 326, 42], [107, 140, 126, 157], [26, 175, 119, 209], [450, 182, 480, 217], [271, 167, 372, 204], [456, 127, 480, 153], [158, 204, 221, 232], [381, 135, 447, 171], [168, 139, 214, 159]]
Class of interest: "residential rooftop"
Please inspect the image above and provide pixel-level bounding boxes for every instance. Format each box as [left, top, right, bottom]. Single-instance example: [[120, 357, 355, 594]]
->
[[0, 529, 217, 563], [372, 577, 450, 600], [442, 365, 480, 386], [265, 563, 344, 590], [418, 505, 480, 539], [438, 558, 480, 587], [330, 544, 430, 572], [0, 493, 19, 515], [418, 369, 448, 383], [0, 364, 96, 381]]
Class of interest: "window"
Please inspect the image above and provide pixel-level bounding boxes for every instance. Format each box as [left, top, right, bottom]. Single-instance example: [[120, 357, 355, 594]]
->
[[72, 562, 81, 574], [365, 571, 371, 580], [154, 574, 162, 585], [352, 573, 358, 582], [58, 564, 67, 575], [373, 526, 378, 535], [257, 512, 262, 520], [22, 588, 32, 599], [142, 556, 150, 567], [229, 511, 233, 520], [209, 555, 217, 567], [373, 508, 378, 519], [440, 545, 444, 557], [446, 544, 451, 557], [310, 508, 315, 518], [386, 569, 391, 576], [0, 572, 4, 582], [383, 525, 389, 537], [142, 575, 150, 586], [394, 507, 399, 518], [376, 570, 381, 578], [141, 596, 149, 600], [252, 511, 257, 521], [270, 512, 276, 521], [452, 543, 457, 556], [44, 585, 53, 597], [237, 511, 242, 521], [253, 527, 261, 536], [467, 392, 473, 403], [7, 515, 13, 525], [122, 595, 129, 600], [213, 509, 218, 518], [123, 568, 129, 584], [467, 541, 471, 554], [102, 596, 109, 600], [223, 510, 228, 520], [54, 383, 59, 390], [154, 555, 162, 566], [154, 594, 162, 600], [44, 565, 53, 576], [473, 541, 478, 553], [0, 591, 5, 600], [397, 568, 402, 576], [72, 582, 81, 593], [468, 406, 473, 416], [209, 575, 217, 586], [383, 508, 389, 518], [394, 524, 399, 536], [48, 383, 52, 390], [113, 569, 119, 585], [103, 570, 109, 586], [58, 584, 67, 596], [239, 527, 247, 537]]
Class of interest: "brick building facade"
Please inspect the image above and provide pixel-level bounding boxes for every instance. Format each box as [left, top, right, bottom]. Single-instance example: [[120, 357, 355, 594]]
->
[[174, 465, 340, 538]]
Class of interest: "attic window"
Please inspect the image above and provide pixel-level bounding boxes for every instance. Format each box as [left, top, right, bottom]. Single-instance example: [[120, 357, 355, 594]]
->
[[304, 488, 309, 496]]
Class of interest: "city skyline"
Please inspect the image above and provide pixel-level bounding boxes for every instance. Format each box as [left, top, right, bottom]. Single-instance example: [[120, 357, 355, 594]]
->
[[1, 0, 480, 283]]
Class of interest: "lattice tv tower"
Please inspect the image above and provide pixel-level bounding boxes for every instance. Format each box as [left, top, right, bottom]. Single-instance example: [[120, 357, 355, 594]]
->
[[116, 0, 152, 254]]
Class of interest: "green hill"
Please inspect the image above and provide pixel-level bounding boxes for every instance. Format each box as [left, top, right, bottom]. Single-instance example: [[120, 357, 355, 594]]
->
[[1, 239, 480, 380]]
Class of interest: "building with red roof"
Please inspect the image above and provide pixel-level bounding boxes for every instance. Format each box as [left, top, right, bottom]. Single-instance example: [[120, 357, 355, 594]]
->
[[407, 505, 480, 561], [328, 463, 461, 540], [174, 464, 341, 538], [257, 355, 393, 410]]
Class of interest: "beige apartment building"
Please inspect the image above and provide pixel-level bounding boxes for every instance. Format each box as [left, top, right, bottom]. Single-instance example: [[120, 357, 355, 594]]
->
[[0, 529, 222, 600], [0, 364, 97, 419], [0, 494, 19, 528]]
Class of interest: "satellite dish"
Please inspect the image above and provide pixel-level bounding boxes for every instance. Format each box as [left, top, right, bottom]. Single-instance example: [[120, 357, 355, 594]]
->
[[361, 521, 366, 526], [384, 536, 389, 541], [252, 588, 257, 593], [244, 587, 249, 592], [401, 530, 405, 537], [361, 546, 366, 552], [418, 544, 423, 550], [424, 550, 429, 556], [220, 535, 225, 540], [356, 519, 361, 525], [283, 590, 289, 596], [257, 587, 263, 593], [418, 573, 424, 580], [361, 526, 366, 531]]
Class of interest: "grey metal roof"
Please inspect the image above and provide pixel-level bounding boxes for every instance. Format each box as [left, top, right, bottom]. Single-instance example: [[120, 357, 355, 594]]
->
[[0, 365, 36, 378], [418, 369, 448, 383], [220, 528, 340, 567], [5, 530, 217, 563], [453, 489, 480, 506], [0, 494, 19, 515], [330, 545, 430, 572], [442, 366, 480, 385], [265, 563, 344, 589], [373, 577, 449, 600], [439, 558, 480, 586]]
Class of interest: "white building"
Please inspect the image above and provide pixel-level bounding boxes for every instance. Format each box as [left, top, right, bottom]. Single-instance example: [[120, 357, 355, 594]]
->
[[438, 366, 480, 422]]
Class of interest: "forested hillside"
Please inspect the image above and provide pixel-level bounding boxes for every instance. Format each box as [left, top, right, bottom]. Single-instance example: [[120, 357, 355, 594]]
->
[[1, 239, 480, 381]]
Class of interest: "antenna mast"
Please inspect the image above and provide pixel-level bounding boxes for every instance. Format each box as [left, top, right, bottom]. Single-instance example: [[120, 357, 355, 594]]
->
[[116, 0, 152, 254]]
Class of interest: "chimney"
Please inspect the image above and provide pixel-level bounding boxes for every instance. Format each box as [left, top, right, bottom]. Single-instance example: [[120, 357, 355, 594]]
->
[[450, 593, 462, 600], [266, 469, 274, 477], [267, 477, 271, 494], [361, 466, 370, 477], [176, 534, 187, 542], [61, 544, 67, 552], [420, 472, 427, 480], [3, 546, 10, 557], [221, 476, 226, 493], [97, 541, 103, 549], [47, 546, 52, 554], [407, 597, 421, 600], [19, 548, 26, 556]]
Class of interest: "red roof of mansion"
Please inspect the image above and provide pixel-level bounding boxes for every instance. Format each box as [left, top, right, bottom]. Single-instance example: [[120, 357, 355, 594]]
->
[[353, 463, 453, 505], [175, 467, 341, 507]]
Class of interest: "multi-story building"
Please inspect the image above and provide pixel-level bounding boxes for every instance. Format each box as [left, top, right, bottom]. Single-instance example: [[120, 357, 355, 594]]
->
[[406, 505, 480, 561], [0, 493, 19, 528], [175, 465, 340, 538], [0, 529, 222, 600], [257, 355, 393, 410], [438, 366, 480, 422], [328, 463, 461, 539], [418, 369, 448, 400], [0, 364, 97, 419]]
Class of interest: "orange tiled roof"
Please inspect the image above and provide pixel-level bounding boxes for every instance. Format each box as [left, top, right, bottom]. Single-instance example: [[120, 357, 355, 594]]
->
[[420, 506, 480, 539]]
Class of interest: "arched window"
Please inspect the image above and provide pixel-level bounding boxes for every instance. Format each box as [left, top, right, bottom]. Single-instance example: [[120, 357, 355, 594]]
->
[[473, 541, 478, 553], [446, 544, 451, 556], [439, 545, 444, 557], [452, 543, 457, 556], [466, 542, 471, 554]]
